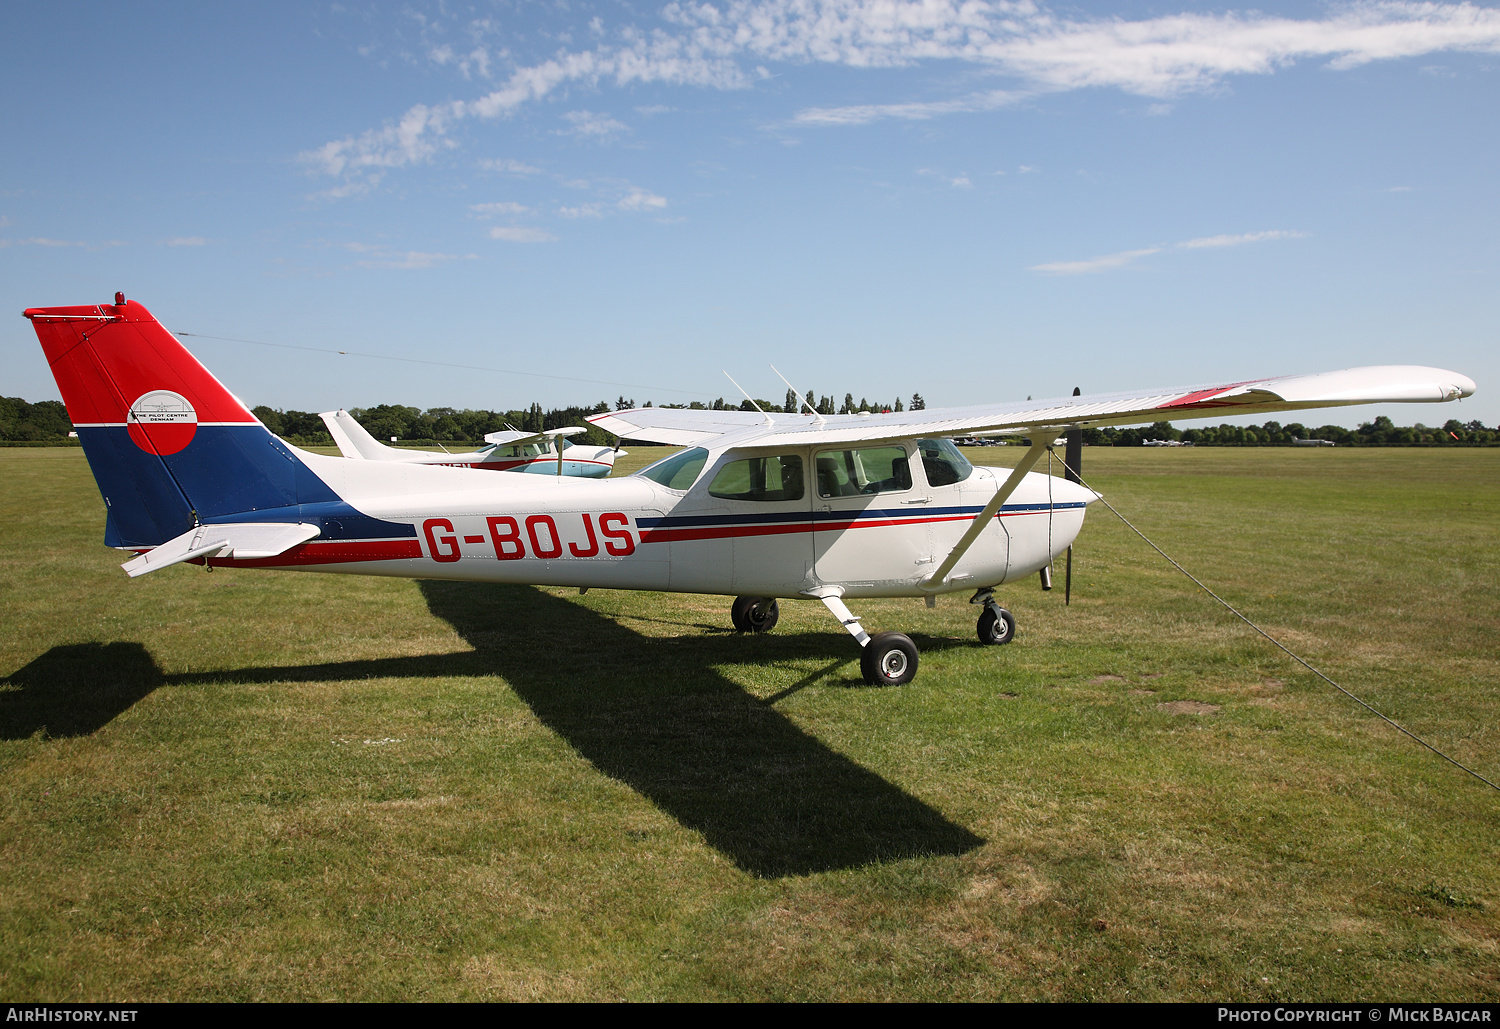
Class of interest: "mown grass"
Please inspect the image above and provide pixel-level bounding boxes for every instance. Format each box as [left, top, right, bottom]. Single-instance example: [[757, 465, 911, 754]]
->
[[0, 446, 1496, 1001]]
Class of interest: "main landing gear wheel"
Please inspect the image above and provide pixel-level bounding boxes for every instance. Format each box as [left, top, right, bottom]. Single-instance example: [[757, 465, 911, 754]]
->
[[861, 632, 919, 686], [730, 596, 780, 633], [977, 606, 1016, 645]]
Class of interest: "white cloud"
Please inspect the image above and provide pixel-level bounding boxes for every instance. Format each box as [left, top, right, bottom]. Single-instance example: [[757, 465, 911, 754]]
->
[[340, 241, 475, 268], [1177, 229, 1307, 248], [559, 110, 630, 139], [163, 236, 207, 247], [490, 226, 558, 242], [618, 189, 668, 212], [469, 201, 531, 217], [430, 43, 492, 79], [1030, 247, 1163, 274], [795, 89, 1025, 125], [558, 204, 605, 219], [308, 1, 1500, 188], [917, 168, 973, 188], [479, 158, 543, 175], [1033, 227, 1306, 272]]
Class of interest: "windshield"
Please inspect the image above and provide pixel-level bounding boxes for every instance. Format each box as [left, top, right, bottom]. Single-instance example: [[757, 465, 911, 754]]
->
[[917, 438, 973, 487], [637, 447, 709, 490]]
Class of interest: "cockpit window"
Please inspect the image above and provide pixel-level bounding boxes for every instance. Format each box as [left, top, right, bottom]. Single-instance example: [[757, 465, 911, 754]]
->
[[637, 447, 709, 490], [709, 454, 804, 502], [917, 438, 973, 487], [815, 446, 912, 498]]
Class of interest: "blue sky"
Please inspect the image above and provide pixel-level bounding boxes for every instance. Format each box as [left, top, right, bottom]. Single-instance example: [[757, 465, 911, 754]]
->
[[3, 1, 1496, 427]]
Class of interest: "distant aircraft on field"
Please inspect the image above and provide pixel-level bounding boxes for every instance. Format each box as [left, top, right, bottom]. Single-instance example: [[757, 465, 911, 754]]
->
[[319, 408, 622, 478], [1292, 437, 1337, 447]]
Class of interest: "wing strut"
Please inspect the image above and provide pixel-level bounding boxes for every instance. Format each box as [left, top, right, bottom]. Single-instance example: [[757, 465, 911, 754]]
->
[[922, 436, 1054, 591]]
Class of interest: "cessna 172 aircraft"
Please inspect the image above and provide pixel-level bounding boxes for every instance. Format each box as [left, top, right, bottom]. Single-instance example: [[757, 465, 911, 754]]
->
[[25, 295, 1476, 685], [319, 408, 621, 477]]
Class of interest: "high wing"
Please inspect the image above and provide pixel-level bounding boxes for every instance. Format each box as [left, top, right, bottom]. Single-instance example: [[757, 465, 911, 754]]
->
[[481, 426, 587, 447], [587, 366, 1476, 449]]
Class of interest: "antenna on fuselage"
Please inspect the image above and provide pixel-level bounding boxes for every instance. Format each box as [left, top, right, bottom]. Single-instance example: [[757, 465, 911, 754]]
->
[[769, 364, 826, 425], [723, 371, 774, 424]]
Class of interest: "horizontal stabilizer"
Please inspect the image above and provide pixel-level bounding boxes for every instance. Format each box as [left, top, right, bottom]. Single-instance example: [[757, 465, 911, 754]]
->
[[122, 522, 320, 577]]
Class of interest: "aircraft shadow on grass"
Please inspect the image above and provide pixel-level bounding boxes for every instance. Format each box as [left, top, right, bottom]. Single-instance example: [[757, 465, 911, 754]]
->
[[0, 583, 983, 877]]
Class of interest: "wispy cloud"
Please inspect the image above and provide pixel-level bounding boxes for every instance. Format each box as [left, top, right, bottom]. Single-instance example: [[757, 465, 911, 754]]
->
[[558, 203, 605, 219], [559, 110, 630, 140], [618, 189, 668, 212], [341, 241, 476, 268], [469, 201, 530, 217], [162, 236, 208, 247], [1031, 228, 1305, 273], [917, 168, 973, 188], [489, 226, 558, 243], [308, 1, 1500, 192], [795, 88, 1025, 125], [479, 157, 543, 175], [1031, 247, 1164, 275], [1177, 229, 1307, 248], [428, 43, 492, 80]]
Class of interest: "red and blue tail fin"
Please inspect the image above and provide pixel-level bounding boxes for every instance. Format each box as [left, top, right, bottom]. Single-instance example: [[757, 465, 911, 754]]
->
[[26, 295, 343, 548]]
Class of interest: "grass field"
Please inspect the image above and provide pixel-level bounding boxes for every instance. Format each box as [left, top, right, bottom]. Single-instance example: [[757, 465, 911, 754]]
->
[[1, 445, 1496, 1001]]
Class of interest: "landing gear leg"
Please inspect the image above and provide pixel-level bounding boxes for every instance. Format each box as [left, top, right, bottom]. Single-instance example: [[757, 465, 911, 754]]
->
[[806, 588, 919, 686], [971, 588, 1016, 645]]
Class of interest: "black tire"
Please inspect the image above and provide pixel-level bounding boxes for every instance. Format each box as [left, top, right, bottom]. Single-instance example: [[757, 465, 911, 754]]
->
[[977, 606, 1016, 645], [730, 596, 779, 633], [860, 632, 919, 686]]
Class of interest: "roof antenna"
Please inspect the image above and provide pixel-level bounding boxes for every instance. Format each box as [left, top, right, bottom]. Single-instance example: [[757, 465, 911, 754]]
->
[[723, 371, 774, 424], [770, 364, 826, 425]]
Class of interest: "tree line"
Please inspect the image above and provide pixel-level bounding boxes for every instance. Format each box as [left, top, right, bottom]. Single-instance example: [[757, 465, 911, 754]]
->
[[1083, 417, 1500, 447], [3, 394, 1496, 447], [253, 391, 928, 446]]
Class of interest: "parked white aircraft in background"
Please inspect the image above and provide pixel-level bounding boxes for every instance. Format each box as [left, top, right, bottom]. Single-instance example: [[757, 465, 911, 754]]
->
[[320, 408, 622, 478], [1293, 437, 1337, 447], [26, 296, 1476, 685]]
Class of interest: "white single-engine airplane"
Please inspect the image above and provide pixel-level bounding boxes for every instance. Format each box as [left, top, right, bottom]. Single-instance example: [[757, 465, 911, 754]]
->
[[26, 295, 1477, 685], [320, 408, 622, 477]]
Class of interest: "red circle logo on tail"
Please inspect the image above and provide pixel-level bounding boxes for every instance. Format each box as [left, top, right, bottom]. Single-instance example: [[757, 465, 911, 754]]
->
[[127, 390, 198, 455]]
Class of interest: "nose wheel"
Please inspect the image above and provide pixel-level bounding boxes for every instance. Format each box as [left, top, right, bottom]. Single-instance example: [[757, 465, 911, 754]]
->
[[971, 588, 1016, 645]]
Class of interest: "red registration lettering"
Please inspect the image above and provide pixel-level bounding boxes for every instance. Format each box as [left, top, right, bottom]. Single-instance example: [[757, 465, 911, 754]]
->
[[569, 513, 600, 557], [423, 518, 461, 563], [486, 516, 526, 560], [599, 512, 635, 556], [526, 515, 563, 559]]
